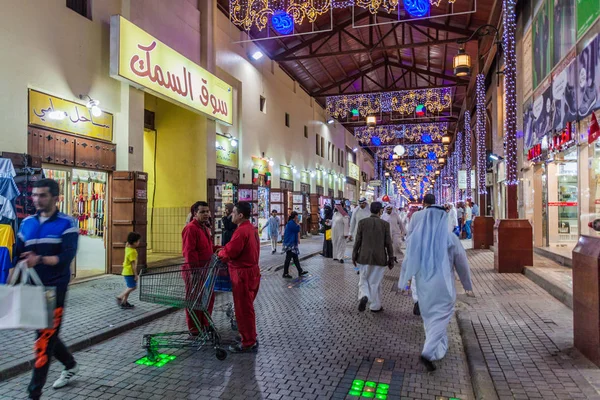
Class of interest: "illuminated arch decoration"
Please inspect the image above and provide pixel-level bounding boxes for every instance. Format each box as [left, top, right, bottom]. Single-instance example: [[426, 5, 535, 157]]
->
[[354, 122, 448, 145]]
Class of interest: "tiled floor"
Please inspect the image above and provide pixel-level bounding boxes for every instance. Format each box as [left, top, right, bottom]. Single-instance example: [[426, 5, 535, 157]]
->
[[1, 251, 474, 400]]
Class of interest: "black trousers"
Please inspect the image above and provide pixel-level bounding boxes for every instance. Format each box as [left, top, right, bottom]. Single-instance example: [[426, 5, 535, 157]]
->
[[28, 289, 76, 399], [283, 251, 303, 275]]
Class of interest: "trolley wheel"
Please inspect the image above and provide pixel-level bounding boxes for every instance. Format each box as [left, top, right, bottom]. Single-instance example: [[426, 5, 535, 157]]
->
[[215, 348, 228, 360]]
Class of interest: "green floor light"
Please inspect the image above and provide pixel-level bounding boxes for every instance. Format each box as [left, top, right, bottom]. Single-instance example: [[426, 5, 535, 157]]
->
[[135, 353, 176, 368], [347, 380, 389, 400], [348, 389, 362, 397]]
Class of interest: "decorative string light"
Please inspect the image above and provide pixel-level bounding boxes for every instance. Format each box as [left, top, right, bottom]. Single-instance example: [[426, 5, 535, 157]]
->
[[476, 73, 487, 195], [354, 122, 448, 145], [464, 111, 472, 200], [455, 131, 463, 201], [326, 88, 453, 118], [503, 0, 518, 186]]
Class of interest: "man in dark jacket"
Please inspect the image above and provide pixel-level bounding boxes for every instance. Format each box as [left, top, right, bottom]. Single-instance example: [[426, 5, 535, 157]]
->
[[352, 201, 394, 313], [221, 203, 237, 246]]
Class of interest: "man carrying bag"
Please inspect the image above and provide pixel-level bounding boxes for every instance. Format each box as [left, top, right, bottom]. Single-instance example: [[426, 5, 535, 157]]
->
[[5, 179, 80, 399]]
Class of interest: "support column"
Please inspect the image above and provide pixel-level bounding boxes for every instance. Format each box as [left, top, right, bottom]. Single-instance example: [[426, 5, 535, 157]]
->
[[573, 236, 600, 367], [494, 0, 532, 272]]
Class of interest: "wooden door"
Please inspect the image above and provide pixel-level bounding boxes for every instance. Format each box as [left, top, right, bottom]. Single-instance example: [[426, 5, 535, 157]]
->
[[309, 194, 320, 234], [109, 171, 147, 274]]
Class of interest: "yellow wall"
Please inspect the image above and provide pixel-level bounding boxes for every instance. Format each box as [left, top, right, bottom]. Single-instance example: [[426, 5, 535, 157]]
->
[[144, 93, 207, 207], [144, 93, 207, 253]]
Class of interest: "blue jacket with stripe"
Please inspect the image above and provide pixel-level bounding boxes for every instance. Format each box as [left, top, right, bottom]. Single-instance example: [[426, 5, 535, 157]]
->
[[14, 211, 79, 290]]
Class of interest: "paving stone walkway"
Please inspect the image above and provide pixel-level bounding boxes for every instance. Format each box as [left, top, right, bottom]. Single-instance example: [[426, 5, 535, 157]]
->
[[0, 236, 324, 381], [1, 247, 475, 400], [457, 248, 600, 400]]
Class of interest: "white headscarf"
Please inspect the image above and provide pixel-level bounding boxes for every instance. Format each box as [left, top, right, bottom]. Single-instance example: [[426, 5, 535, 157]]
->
[[400, 205, 451, 288]]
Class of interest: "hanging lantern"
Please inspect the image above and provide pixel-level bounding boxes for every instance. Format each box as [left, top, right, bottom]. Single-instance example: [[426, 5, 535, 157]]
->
[[453, 45, 471, 77], [366, 115, 377, 127]]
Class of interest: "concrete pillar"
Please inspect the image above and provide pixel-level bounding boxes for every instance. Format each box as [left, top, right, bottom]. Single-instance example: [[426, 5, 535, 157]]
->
[[115, 84, 144, 171]]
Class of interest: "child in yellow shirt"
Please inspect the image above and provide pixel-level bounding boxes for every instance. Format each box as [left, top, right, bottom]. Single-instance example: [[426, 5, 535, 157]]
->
[[117, 232, 141, 309]]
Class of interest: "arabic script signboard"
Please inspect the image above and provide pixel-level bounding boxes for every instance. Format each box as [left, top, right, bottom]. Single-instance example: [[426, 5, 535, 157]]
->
[[215, 134, 238, 168], [28, 89, 113, 142], [347, 162, 360, 181], [110, 15, 233, 125]]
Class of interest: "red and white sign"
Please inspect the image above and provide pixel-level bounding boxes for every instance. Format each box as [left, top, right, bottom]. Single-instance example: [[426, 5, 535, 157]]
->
[[589, 112, 600, 144], [548, 201, 577, 207]]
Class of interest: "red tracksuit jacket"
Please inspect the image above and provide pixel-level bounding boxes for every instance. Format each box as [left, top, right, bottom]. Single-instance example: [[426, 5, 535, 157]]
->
[[219, 220, 260, 269], [182, 219, 215, 267]]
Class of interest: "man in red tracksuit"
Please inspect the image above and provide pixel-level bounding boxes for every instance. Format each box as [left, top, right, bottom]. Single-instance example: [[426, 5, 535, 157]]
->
[[217, 201, 261, 353], [182, 201, 218, 335]]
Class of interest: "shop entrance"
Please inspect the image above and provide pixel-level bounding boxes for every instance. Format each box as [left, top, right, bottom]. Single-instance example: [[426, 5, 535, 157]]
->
[[44, 167, 107, 278], [544, 147, 578, 253]]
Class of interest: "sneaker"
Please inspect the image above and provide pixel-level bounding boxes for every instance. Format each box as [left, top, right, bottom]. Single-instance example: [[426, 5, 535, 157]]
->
[[413, 302, 421, 316], [52, 364, 79, 389], [299, 271, 309, 276], [121, 302, 134, 309], [358, 296, 368, 312], [271, 250, 276, 254], [282, 274, 292, 279], [579, 84, 597, 117], [420, 356, 436, 372], [228, 343, 258, 353]]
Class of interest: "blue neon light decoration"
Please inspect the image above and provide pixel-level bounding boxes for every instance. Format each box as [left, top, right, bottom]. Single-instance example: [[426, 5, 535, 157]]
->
[[426, 164, 434, 171], [404, 0, 430, 18], [371, 136, 382, 146], [395, 165, 403, 172], [427, 151, 436, 160], [422, 134, 432, 144], [271, 11, 294, 35]]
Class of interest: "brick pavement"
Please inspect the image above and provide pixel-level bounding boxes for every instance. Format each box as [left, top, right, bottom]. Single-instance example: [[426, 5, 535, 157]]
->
[[458, 248, 600, 400], [1, 246, 474, 400], [0, 236, 323, 381]]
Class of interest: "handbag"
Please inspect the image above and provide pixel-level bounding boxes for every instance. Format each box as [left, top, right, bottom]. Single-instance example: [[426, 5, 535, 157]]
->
[[0, 261, 56, 330], [325, 229, 332, 240]]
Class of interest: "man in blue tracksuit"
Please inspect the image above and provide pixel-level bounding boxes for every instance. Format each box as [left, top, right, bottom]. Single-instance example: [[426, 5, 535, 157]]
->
[[13, 179, 79, 399]]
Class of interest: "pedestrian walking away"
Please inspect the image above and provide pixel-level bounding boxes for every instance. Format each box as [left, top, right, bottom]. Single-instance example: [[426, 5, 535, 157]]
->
[[331, 205, 349, 263], [464, 202, 473, 239], [321, 204, 334, 258], [116, 232, 141, 309], [261, 209, 280, 254], [10, 179, 80, 399], [352, 201, 394, 313], [399, 194, 474, 372], [282, 211, 309, 278], [182, 201, 219, 336], [221, 203, 237, 246], [381, 204, 406, 262], [217, 201, 261, 353]]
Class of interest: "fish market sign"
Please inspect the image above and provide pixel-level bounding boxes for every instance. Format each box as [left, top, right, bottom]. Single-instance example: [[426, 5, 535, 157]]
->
[[29, 89, 113, 142], [110, 15, 233, 125]]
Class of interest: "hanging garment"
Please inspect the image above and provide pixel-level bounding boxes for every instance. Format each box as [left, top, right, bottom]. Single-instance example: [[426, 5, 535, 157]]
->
[[0, 247, 12, 284], [0, 195, 16, 222], [0, 224, 15, 259], [0, 158, 16, 178]]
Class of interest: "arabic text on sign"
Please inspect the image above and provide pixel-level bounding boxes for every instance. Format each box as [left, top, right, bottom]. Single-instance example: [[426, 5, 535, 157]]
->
[[548, 202, 578, 207]]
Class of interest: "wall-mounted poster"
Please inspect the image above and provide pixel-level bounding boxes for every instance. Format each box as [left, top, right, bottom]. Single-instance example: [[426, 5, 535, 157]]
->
[[293, 194, 303, 204], [532, 78, 554, 141], [533, 0, 553, 89], [577, 33, 600, 118], [270, 203, 282, 214], [577, 0, 600, 39], [239, 189, 253, 201], [271, 191, 282, 203], [293, 204, 302, 213], [553, 0, 576, 67], [523, 28, 534, 100], [524, 98, 536, 149], [553, 51, 578, 130]]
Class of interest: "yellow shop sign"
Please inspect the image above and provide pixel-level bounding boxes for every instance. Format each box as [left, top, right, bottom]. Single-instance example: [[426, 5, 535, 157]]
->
[[347, 162, 359, 181], [316, 171, 323, 186], [252, 156, 270, 175], [301, 171, 310, 184], [110, 15, 233, 125], [216, 134, 238, 168], [280, 165, 293, 181], [28, 90, 113, 142]]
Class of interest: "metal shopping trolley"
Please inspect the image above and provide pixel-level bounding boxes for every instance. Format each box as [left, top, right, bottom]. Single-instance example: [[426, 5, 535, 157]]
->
[[138, 255, 230, 361]]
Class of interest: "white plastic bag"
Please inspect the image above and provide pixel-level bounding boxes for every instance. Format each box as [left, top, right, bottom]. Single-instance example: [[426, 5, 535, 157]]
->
[[0, 261, 56, 330]]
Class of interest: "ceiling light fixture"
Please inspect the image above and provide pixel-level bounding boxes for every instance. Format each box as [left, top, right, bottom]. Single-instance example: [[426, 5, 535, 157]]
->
[[250, 50, 263, 60], [454, 24, 502, 78], [327, 117, 335, 124], [366, 115, 377, 127]]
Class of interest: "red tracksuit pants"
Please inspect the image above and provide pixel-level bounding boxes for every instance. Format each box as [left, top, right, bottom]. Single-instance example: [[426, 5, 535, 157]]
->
[[229, 266, 261, 347], [182, 268, 215, 334]]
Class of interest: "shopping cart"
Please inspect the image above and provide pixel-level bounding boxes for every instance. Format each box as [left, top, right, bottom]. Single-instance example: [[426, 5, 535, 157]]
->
[[139, 255, 230, 361]]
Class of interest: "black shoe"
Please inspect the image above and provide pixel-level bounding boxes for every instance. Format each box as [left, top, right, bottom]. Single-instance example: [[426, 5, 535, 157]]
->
[[228, 343, 258, 353], [358, 296, 368, 312], [299, 271, 309, 276], [340, 259, 344, 264], [282, 274, 292, 279], [413, 302, 421, 316], [371, 307, 383, 313], [271, 250, 276, 254], [333, 258, 338, 261], [420, 356, 436, 372], [120, 302, 134, 309], [356, 271, 360, 275]]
